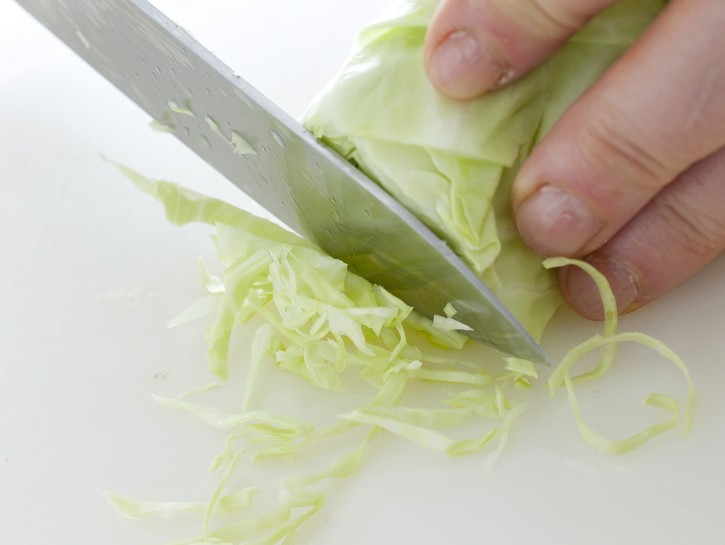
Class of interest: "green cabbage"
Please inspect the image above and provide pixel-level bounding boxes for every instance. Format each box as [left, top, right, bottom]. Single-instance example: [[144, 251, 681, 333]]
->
[[303, 0, 665, 340], [105, 0, 698, 542]]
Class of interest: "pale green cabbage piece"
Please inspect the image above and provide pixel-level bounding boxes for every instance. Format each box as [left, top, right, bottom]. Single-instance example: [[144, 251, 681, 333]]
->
[[303, 0, 665, 340]]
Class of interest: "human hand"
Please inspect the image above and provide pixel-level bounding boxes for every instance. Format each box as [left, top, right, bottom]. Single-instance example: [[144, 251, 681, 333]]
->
[[424, 0, 725, 319]]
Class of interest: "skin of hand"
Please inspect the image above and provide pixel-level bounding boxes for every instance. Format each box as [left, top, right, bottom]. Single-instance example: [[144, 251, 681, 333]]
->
[[423, 0, 725, 320]]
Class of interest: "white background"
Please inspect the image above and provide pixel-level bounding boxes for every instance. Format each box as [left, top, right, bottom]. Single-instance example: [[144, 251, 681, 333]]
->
[[2, 1, 725, 544]]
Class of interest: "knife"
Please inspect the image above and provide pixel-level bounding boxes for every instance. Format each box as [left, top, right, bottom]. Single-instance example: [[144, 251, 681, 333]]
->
[[16, 0, 547, 363]]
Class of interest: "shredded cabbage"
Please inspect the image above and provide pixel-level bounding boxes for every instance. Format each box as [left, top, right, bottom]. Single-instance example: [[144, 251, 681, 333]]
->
[[543, 257, 696, 454], [107, 166, 695, 544], [110, 166, 535, 544], [104, 0, 698, 543]]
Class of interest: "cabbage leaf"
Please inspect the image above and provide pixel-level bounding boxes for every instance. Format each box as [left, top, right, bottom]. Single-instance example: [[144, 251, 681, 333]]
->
[[303, 0, 665, 340]]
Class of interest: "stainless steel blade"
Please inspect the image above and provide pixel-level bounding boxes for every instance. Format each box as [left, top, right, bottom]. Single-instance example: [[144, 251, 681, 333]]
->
[[17, 0, 548, 363]]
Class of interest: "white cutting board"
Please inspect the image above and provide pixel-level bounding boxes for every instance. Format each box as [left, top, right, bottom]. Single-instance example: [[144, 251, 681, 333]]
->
[[2, 2, 724, 544]]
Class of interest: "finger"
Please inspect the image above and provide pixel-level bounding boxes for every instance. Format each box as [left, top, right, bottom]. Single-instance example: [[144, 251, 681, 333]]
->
[[424, 0, 618, 99], [558, 145, 725, 320], [513, 0, 725, 257]]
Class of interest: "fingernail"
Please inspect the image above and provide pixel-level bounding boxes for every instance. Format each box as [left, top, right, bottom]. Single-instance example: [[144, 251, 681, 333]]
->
[[562, 257, 641, 320], [516, 186, 601, 256], [428, 30, 508, 98]]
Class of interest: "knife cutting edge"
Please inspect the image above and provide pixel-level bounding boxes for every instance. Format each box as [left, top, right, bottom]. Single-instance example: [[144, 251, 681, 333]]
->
[[16, 0, 548, 364]]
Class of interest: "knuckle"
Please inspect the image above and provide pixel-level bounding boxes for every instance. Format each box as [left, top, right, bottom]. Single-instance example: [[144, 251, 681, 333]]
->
[[580, 101, 677, 194], [530, 0, 584, 35], [654, 188, 725, 258], [513, 0, 590, 39]]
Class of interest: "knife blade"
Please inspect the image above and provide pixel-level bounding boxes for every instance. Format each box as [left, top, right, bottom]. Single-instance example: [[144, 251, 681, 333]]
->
[[16, 0, 547, 363]]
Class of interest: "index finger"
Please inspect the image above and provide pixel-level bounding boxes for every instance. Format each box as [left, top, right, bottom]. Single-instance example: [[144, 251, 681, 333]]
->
[[424, 0, 619, 99]]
